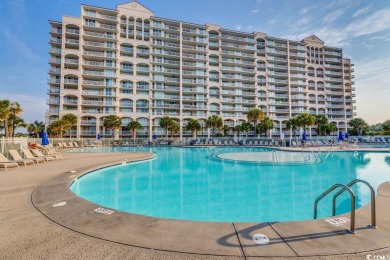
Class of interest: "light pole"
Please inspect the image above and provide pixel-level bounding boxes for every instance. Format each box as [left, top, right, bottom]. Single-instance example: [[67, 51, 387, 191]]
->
[[11, 104, 18, 138]]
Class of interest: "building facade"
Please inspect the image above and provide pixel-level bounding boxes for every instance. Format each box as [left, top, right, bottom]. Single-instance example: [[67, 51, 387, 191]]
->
[[47, 2, 356, 139]]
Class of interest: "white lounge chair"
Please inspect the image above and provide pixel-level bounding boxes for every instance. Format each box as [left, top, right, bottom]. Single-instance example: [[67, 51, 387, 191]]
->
[[21, 149, 45, 164], [0, 153, 19, 171], [8, 150, 35, 166], [31, 149, 55, 162]]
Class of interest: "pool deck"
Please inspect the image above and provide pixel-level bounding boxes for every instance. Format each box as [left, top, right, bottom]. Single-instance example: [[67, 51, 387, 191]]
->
[[1, 149, 390, 259]]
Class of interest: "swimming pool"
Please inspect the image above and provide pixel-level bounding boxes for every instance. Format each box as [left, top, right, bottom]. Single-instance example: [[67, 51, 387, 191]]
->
[[70, 147, 390, 222]]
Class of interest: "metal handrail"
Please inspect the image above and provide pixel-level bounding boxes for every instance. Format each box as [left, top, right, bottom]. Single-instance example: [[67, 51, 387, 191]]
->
[[272, 150, 278, 164], [332, 179, 377, 228], [314, 184, 356, 233]]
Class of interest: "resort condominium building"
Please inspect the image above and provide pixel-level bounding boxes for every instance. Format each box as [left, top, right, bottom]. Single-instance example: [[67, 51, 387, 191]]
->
[[46, 1, 356, 140]]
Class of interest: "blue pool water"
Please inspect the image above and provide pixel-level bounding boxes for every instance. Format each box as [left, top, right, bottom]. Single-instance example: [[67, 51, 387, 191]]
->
[[70, 147, 390, 222]]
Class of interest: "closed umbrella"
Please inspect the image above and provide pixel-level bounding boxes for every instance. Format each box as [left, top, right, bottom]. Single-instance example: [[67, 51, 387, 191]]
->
[[301, 132, 306, 147], [97, 133, 101, 140], [41, 131, 49, 146], [345, 132, 349, 140], [153, 133, 157, 141], [338, 131, 344, 141]]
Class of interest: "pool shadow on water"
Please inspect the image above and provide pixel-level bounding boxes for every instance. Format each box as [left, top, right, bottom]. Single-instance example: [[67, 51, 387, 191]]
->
[[217, 222, 373, 248]]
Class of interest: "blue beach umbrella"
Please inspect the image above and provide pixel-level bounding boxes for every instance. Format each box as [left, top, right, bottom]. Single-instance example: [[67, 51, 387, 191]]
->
[[338, 131, 344, 141], [153, 133, 157, 140], [97, 133, 101, 140], [41, 131, 49, 146], [302, 132, 307, 141], [345, 132, 349, 140]]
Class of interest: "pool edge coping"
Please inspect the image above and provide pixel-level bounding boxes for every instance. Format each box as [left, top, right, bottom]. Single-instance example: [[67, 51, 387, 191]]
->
[[31, 151, 390, 258]]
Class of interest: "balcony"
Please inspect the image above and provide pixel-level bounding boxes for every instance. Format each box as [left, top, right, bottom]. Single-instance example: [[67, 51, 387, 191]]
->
[[84, 30, 117, 40], [64, 58, 79, 64], [65, 38, 79, 45], [63, 99, 78, 105], [64, 79, 78, 85], [49, 59, 61, 64], [80, 120, 97, 125], [66, 29, 79, 35], [82, 100, 117, 106], [82, 90, 117, 97]]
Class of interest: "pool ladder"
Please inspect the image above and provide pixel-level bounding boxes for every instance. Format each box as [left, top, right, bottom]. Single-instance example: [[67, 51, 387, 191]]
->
[[313, 179, 377, 234]]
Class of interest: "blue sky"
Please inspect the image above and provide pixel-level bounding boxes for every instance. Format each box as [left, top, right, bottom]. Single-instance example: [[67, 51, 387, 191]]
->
[[0, 0, 389, 125]]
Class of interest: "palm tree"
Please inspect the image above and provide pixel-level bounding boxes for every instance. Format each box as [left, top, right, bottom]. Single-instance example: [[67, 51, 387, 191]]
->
[[103, 115, 122, 139], [256, 116, 274, 137], [240, 122, 252, 138], [0, 100, 11, 137], [315, 115, 328, 136], [286, 117, 298, 138], [127, 120, 142, 144], [223, 125, 231, 136], [326, 122, 338, 135], [28, 121, 45, 138], [205, 115, 223, 136], [159, 116, 172, 139], [48, 119, 68, 138], [296, 113, 315, 134], [349, 118, 369, 136], [169, 120, 180, 138], [7, 115, 27, 136], [246, 108, 265, 137], [9, 102, 23, 138], [185, 119, 201, 139], [62, 113, 78, 138], [382, 120, 390, 135], [234, 124, 243, 139]]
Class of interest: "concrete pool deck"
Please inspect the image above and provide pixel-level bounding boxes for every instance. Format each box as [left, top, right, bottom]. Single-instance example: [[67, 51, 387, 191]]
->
[[1, 150, 390, 259]]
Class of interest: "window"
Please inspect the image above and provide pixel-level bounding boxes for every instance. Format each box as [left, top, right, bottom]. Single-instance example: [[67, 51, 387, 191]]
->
[[153, 29, 162, 37], [122, 81, 133, 88], [85, 19, 95, 27], [85, 10, 96, 17]]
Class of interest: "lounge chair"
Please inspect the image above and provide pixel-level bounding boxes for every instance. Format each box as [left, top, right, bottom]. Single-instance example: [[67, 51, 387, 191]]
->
[[68, 142, 74, 148], [7, 150, 35, 166], [21, 149, 45, 164], [46, 147, 63, 160], [0, 153, 20, 171], [31, 149, 55, 162], [57, 143, 64, 149], [73, 142, 80, 148]]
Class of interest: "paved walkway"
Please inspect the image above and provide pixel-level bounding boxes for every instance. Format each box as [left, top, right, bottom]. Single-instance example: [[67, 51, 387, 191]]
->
[[1, 150, 390, 259]]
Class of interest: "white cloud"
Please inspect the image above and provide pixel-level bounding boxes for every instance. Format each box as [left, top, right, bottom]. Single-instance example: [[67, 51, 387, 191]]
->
[[0, 93, 46, 123], [279, 8, 390, 47], [268, 19, 278, 25], [353, 58, 390, 124], [322, 9, 344, 24], [0, 27, 38, 61], [251, 9, 259, 14], [346, 8, 390, 38], [361, 42, 373, 49], [370, 35, 390, 42], [234, 25, 242, 31], [353, 5, 372, 17]]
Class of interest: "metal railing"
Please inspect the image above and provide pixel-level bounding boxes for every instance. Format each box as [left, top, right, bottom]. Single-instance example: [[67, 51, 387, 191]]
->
[[332, 179, 377, 228], [314, 184, 356, 233]]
